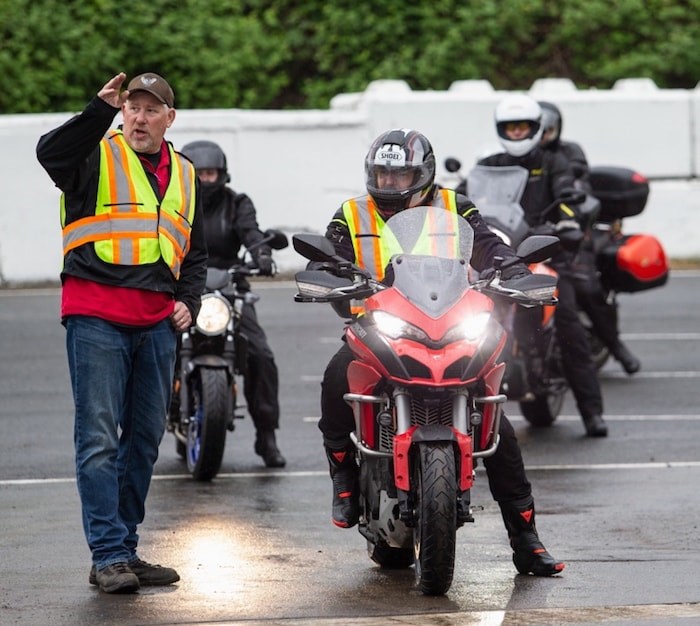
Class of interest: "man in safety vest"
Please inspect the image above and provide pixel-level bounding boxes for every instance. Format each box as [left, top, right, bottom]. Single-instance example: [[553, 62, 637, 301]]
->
[[36, 72, 207, 593], [317, 128, 565, 577]]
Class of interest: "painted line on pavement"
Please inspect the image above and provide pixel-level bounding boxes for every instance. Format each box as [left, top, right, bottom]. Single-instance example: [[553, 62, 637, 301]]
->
[[214, 602, 700, 626], [301, 414, 700, 422], [206, 602, 700, 626], [4, 462, 700, 487]]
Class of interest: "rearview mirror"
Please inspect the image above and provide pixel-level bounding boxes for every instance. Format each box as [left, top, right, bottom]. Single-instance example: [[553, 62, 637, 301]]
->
[[293, 233, 339, 263], [515, 235, 560, 264], [444, 157, 462, 173], [262, 229, 289, 250]]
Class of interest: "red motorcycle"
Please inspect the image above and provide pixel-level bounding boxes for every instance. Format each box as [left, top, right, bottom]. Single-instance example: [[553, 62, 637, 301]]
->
[[293, 206, 558, 595]]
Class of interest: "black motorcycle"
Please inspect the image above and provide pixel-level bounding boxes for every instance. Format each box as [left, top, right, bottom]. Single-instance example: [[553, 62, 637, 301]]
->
[[167, 229, 288, 480]]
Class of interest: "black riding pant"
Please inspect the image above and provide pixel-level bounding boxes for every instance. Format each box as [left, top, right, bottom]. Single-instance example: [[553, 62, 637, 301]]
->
[[571, 248, 620, 350], [551, 268, 604, 419], [319, 343, 531, 504], [239, 302, 280, 432]]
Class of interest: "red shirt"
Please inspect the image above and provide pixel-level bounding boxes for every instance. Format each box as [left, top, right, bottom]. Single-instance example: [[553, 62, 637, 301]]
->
[[61, 142, 175, 327]]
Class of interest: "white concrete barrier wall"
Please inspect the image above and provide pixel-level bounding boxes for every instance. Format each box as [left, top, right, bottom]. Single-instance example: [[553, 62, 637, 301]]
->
[[1, 79, 699, 285]]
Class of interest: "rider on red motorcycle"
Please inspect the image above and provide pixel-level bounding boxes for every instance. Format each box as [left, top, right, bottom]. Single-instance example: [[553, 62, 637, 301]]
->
[[473, 95, 609, 438], [315, 128, 564, 576], [538, 100, 641, 375]]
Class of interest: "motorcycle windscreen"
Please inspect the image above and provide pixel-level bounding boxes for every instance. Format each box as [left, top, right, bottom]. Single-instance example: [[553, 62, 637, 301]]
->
[[466, 165, 531, 246], [383, 205, 475, 261], [382, 206, 474, 318]]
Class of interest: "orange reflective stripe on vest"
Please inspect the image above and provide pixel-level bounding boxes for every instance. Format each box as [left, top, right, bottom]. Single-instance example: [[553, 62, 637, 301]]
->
[[344, 196, 386, 281], [61, 131, 195, 278]]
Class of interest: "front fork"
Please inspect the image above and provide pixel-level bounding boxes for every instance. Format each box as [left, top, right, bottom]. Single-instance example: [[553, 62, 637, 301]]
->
[[392, 387, 505, 528], [346, 386, 505, 528]]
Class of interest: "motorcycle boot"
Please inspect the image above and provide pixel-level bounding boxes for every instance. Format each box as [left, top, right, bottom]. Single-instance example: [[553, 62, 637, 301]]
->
[[324, 445, 359, 528], [582, 413, 608, 437], [254, 429, 286, 467], [611, 341, 641, 375], [499, 496, 565, 576]]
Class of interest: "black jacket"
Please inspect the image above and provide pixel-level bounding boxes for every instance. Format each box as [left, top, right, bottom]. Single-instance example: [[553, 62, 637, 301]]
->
[[36, 97, 207, 318], [545, 139, 591, 192], [462, 147, 576, 227], [324, 186, 518, 273], [201, 186, 270, 270]]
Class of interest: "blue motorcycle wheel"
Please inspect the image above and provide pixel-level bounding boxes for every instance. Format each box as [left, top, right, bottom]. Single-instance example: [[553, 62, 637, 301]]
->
[[187, 368, 229, 481]]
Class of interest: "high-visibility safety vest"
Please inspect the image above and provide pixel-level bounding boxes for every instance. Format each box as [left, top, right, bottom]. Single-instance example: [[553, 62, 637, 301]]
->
[[61, 130, 196, 280], [341, 188, 460, 281], [341, 189, 461, 314]]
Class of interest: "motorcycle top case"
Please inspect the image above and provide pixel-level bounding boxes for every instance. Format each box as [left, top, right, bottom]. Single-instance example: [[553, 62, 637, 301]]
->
[[598, 233, 669, 292], [589, 166, 649, 222]]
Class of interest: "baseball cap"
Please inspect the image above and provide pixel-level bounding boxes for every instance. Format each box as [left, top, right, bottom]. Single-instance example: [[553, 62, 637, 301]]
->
[[126, 73, 175, 107]]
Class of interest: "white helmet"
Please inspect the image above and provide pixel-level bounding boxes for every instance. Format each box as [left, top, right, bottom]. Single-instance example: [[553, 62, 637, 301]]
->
[[494, 94, 543, 157]]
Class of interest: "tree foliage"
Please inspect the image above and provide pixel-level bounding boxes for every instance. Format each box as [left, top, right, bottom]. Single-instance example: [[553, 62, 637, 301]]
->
[[1, 0, 698, 113]]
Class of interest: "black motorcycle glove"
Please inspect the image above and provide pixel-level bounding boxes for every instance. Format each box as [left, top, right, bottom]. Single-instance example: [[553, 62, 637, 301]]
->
[[256, 253, 273, 276], [500, 261, 531, 281], [479, 259, 530, 282]]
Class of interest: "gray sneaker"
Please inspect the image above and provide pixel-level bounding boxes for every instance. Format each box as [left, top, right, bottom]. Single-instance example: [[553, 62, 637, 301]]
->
[[94, 562, 140, 594], [128, 558, 180, 586]]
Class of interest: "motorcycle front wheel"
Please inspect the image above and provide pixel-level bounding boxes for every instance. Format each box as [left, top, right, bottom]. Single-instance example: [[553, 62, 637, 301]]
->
[[519, 391, 565, 427], [412, 443, 457, 595], [588, 330, 610, 370], [187, 367, 229, 481]]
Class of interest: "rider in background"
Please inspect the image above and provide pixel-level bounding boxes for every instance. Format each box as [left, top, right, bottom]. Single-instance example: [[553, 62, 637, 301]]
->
[[181, 140, 286, 468], [316, 128, 565, 577], [476, 95, 609, 438], [538, 101, 641, 375]]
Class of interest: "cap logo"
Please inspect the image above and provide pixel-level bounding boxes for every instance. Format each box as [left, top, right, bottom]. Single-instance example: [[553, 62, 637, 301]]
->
[[141, 76, 157, 86]]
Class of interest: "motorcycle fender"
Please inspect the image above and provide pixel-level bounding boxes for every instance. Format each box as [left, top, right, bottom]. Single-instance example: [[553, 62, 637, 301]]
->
[[393, 426, 473, 492], [185, 355, 234, 381]]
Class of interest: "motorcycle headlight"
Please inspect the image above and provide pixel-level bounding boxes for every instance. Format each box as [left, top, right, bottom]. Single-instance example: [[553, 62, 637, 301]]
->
[[372, 310, 429, 342], [443, 312, 491, 343], [195, 294, 232, 335]]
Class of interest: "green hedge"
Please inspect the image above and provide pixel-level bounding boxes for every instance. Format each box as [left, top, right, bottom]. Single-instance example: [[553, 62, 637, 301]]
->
[[2, 0, 698, 113]]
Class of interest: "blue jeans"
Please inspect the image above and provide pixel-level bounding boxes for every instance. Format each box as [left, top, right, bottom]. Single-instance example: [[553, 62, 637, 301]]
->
[[65, 316, 176, 570]]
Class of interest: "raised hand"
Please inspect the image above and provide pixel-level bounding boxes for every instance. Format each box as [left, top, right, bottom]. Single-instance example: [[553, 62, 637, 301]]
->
[[97, 73, 128, 109]]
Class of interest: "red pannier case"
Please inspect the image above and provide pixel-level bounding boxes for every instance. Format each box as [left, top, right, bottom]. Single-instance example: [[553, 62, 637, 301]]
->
[[598, 234, 669, 292], [589, 166, 650, 222]]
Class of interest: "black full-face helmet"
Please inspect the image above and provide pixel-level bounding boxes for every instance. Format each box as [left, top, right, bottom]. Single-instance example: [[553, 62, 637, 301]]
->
[[180, 140, 230, 203], [365, 129, 436, 215], [538, 101, 563, 149]]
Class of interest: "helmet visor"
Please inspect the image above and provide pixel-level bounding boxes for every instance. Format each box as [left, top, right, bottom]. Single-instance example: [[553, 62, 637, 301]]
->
[[372, 165, 417, 191]]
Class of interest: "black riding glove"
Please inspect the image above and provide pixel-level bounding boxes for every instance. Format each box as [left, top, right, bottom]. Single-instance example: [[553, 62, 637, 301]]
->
[[479, 259, 530, 282], [256, 253, 273, 276], [501, 261, 531, 281]]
